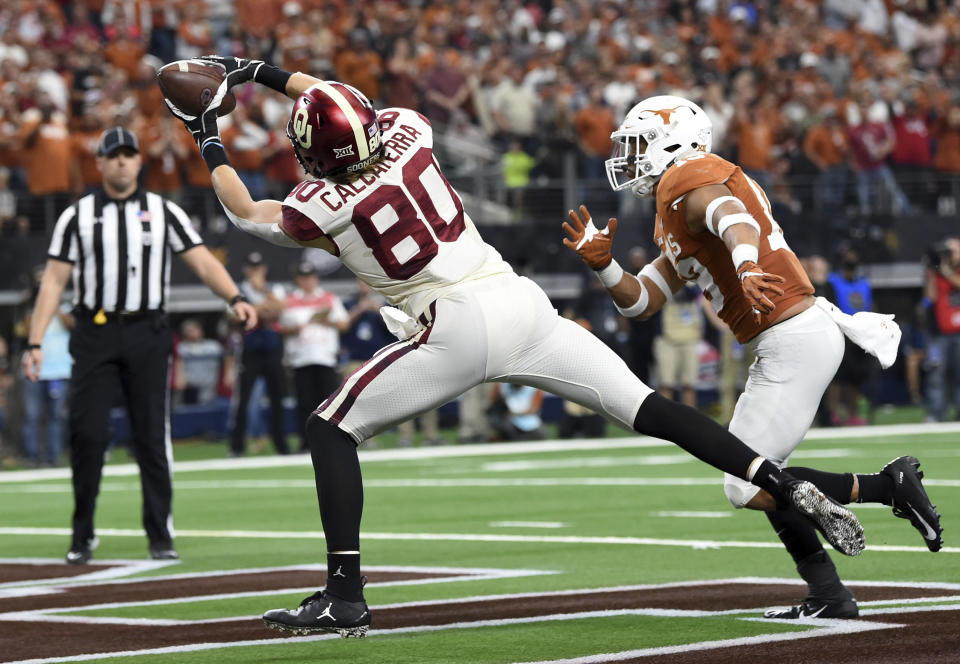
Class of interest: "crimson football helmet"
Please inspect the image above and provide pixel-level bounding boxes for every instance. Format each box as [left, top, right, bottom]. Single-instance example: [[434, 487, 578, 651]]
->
[[287, 81, 383, 179]]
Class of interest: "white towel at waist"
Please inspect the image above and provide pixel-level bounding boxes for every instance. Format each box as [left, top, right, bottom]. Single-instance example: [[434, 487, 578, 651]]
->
[[814, 297, 901, 369]]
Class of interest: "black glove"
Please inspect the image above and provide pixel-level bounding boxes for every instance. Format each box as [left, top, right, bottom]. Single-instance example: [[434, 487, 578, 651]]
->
[[164, 97, 229, 171], [165, 98, 220, 149], [199, 55, 263, 90], [202, 54, 292, 94]]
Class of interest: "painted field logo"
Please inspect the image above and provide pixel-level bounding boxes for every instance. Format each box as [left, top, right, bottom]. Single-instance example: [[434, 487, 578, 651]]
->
[[1, 562, 957, 664]]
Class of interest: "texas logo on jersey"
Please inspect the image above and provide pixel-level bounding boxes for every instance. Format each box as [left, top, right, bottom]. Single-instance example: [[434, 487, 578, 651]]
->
[[653, 152, 813, 343]]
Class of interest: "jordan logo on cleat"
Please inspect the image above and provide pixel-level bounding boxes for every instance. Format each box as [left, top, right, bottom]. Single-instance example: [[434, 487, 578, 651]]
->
[[333, 565, 345, 578], [318, 602, 336, 622]]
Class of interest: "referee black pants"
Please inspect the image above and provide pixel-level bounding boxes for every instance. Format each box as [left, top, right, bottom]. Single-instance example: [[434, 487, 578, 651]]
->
[[68, 314, 174, 550]]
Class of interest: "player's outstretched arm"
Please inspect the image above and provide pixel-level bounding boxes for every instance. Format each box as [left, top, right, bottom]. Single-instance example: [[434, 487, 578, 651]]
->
[[199, 55, 322, 103], [165, 88, 298, 248], [685, 184, 785, 321], [563, 205, 680, 319]]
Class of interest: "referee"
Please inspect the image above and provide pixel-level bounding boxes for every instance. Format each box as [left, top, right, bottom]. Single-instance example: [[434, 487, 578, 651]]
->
[[22, 126, 257, 564]]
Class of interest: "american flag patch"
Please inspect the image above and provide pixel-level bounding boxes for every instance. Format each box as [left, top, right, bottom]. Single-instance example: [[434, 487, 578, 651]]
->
[[367, 124, 377, 136], [138, 211, 152, 222]]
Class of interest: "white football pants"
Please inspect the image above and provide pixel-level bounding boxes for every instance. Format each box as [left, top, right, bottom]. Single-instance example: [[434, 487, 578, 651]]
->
[[723, 303, 845, 507], [316, 273, 654, 442]]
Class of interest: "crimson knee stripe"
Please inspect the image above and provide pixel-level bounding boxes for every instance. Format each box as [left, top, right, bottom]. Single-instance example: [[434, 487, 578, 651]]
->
[[329, 343, 419, 425], [327, 319, 435, 425], [317, 340, 407, 413]]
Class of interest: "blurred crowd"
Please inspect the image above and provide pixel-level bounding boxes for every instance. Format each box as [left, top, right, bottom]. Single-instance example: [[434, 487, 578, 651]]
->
[[1, 0, 960, 236]]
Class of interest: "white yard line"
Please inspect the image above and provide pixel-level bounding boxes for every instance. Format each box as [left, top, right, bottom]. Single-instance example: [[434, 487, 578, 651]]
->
[[0, 526, 955, 553], [3, 421, 958, 483], [514, 618, 903, 664], [3, 476, 960, 492], [490, 521, 567, 528], [651, 511, 732, 518]]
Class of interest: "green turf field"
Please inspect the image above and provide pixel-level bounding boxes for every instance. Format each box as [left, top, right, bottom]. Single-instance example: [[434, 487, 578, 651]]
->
[[0, 423, 957, 664]]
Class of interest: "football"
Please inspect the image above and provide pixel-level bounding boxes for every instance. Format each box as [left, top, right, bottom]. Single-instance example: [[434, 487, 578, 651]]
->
[[156, 60, 236, 117]]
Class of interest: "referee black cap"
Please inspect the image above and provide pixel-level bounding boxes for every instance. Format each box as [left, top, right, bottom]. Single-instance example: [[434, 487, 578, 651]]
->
[[97, 126, 140, 157], [244, 251, 265, 266]]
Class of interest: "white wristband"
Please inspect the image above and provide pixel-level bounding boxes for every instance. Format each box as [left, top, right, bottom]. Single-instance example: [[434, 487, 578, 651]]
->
[[595, 259, 624, 289], [639, 263, 673, 301], [731, 243, 759, 270]]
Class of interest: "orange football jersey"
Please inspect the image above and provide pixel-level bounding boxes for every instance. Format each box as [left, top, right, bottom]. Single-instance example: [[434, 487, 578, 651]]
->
[[652, 153, 813, 343]]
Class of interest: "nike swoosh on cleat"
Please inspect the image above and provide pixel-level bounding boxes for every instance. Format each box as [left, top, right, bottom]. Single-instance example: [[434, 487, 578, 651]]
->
[[802, 605, 829, 618], [909, 506, 940, 540]]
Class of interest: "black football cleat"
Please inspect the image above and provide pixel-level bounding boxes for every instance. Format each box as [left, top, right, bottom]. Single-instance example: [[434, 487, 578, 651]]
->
[[65, 536, 99, 565], [882, 456, 943, 552], [764, 597, 859, 620], [148, 545, 179, 560], [786, 480, 865, 556], [263, 588, 370, 638]]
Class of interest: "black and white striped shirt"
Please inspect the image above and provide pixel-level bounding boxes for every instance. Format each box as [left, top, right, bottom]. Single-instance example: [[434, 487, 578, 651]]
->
[[47, 189, 203, 313]]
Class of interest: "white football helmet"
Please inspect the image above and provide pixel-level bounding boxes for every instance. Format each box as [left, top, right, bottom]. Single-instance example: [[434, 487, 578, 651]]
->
[[605, 95, 713, 198]]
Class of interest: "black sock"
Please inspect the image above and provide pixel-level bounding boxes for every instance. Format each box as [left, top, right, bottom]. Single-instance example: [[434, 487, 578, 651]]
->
[[326, 552, 363, 601], [767, 509, 825, 564], [750, 459, 796, 506], [856, 472, 894, 505], [785, 467, 855, 504], [796, 550, 852, 601], [633, 393, 757, 477], [305, 413, 365, 601]]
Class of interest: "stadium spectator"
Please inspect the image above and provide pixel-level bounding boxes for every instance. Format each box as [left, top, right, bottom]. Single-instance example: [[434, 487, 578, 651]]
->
[[17, 92, 72, 229], [501, 139, 536, 219], [18, 265, 72, 467], [489, 383, 545, 442], [229, 252, 289, 457], [142, 113, 190, 197], [924, 237, 960, 422], [654, 286, 706, 410], [489, 64, 540, 152], [827, 248, 875, 425], [421, 48, 468, 128], [222, 104, 273, 200], [804, 108, 850, 214], [573, 84, 615, 182], [278, 261, 349, 453], [890, 93, 934, 212], [173, 318, 224, 406], [847, 97, 912, 216], [932, 102, 960, 217]]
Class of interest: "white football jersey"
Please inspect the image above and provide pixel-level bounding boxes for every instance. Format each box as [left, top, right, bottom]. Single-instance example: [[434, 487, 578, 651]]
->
[[281, 107, 512, 318]]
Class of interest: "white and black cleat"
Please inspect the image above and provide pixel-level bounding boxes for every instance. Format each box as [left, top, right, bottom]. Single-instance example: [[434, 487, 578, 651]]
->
[[787, 480, 865, 556], [764, 597, 859, 620], [263, 588, 371, 639]]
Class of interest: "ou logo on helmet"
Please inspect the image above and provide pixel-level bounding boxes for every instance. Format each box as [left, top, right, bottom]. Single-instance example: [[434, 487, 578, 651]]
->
[[293, 107, 312, 148]]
